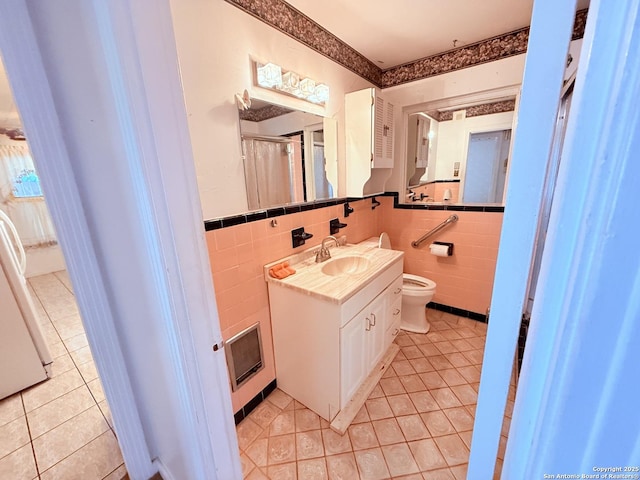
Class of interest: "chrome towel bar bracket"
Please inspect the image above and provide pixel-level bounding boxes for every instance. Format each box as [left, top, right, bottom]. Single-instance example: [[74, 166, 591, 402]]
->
[[411, 214, 458, 248]]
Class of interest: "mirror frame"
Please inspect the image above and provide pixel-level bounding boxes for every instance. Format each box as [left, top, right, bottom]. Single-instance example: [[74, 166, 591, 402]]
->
[[400, 85, 521, 206], [237, 95, 338, 212]]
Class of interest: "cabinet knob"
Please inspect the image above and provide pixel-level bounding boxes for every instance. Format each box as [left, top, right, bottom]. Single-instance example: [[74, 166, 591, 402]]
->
[[394, 287, 401, 295], [392, 328, 400, 336], [370, 313, 376, 326], [393, 308, 400, 316], [365, 318, 371, 331]]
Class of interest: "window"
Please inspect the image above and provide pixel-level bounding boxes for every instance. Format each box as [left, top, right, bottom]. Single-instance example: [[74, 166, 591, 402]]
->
[[12, 168, 43, 198]]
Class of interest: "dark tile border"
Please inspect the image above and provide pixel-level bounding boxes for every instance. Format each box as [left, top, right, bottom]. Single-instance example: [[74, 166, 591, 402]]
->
[[384, 191, 505, 213], [204, 193, 504, 231], [234, 378, 278, 425], [204, 198, 348, 231], [428, 302, 488, 323], [224, 0, 587, 88], [413, 179, 461, 185]]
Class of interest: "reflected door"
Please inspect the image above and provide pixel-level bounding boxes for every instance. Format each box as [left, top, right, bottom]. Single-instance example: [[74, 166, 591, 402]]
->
[[463, 129, 511, 203]]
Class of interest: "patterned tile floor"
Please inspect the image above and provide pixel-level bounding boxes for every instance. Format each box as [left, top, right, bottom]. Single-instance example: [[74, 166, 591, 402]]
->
[[236, 310, 515, 479], [0, 272, 126, 480]]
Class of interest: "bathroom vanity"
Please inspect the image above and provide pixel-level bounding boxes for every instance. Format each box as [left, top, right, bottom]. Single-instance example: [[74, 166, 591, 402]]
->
[[265, 240, 403, 433]]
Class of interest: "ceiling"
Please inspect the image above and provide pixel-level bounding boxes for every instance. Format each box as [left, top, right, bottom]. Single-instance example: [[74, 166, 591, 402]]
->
[[0, 0, 590, 129], [286, 0, 589, 68]]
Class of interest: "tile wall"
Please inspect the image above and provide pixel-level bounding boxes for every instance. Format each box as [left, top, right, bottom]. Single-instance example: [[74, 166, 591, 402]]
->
[[206, 198, 381, 411], [410, 182, 461, 203], [379, 198, 503, 314], [205, 197, 503, 413]]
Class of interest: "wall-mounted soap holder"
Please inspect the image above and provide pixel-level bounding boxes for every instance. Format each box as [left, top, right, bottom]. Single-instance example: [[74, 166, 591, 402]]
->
[[291, 227, 313, 248], [329, 218, 347, 235], [344, 202, 354, 217]]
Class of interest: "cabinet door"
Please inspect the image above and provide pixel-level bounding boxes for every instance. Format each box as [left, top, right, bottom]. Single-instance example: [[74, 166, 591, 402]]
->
[[365, 294, 387, 369], [340, 313, 368, 407], [373, 95, 395, 168]]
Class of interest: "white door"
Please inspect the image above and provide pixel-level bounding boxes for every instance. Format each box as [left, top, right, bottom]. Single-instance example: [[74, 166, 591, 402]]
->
[[463, 130, 510, 203], [365, 295, 386, 369]]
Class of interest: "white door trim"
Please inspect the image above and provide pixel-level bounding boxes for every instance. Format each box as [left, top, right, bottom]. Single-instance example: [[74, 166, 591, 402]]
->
[[467, 0, 579, 476], [504, 0, 640, 473], [0, 3, 155, 479], [0, 1, 241, 479]]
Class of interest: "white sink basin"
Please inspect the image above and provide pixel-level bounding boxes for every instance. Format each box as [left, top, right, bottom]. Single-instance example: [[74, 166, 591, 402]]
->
[[321, 255, 372, 276]]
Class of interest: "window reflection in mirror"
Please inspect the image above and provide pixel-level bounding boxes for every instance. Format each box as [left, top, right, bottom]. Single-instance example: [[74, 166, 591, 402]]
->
[[405, 97, 516, 205], [239, 99, 336, 211]]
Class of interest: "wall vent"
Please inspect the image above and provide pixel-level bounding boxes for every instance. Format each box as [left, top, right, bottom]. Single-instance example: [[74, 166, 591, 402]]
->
[[225, 322, 264, 391], [453, 109, 467, 121]]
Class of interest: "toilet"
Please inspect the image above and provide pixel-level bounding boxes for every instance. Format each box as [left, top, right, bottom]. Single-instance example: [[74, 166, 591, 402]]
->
[[378, 233, 436, 334]]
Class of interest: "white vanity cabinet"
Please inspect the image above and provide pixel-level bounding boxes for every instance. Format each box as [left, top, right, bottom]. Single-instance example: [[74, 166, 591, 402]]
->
[[339, 290, 387, 407], [267, 253, 403, 424], [345, 88, 395, 196]]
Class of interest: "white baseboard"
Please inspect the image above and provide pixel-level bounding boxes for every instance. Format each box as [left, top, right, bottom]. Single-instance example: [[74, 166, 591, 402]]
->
[[25, 245, 66, 278]]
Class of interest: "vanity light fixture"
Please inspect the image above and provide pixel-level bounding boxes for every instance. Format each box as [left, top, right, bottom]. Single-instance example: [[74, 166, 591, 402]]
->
[[254, 61, 329, 105], [281, 71, 300, 95], [256, 62, 282, 88], [299, 78, 316, 97]]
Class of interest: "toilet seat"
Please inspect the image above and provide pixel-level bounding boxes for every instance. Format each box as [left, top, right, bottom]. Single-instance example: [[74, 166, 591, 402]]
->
[[403, 273, 436, 293]]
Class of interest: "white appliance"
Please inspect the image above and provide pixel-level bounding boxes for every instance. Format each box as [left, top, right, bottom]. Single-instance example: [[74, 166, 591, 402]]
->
[[0, 209, 52, 399]]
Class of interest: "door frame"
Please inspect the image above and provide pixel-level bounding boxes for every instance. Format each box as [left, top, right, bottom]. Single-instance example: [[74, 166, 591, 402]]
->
[[0, 1, 241, 479]]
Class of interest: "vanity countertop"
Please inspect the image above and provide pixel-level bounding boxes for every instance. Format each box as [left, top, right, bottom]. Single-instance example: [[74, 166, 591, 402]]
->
[[264, 239, 404, 304]]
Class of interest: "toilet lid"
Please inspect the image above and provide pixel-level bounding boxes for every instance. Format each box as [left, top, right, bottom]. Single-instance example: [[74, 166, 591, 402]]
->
[[378, 232, 391, 249]]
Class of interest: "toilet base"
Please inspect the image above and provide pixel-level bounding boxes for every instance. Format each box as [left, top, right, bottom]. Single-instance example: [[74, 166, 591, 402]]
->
[[401, 300, 432, 335], [400, 322, 431, 335]]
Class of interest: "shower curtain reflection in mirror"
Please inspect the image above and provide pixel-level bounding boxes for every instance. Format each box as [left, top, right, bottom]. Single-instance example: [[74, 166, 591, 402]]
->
[[242, 136, 305, 210]]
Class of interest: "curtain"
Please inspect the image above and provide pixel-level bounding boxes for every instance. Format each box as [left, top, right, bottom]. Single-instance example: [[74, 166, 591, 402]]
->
[[0, 145, 57, 248]]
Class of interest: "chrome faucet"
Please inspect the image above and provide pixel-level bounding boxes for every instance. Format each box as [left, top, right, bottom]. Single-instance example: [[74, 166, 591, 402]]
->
[[315, 236, 339, 263]]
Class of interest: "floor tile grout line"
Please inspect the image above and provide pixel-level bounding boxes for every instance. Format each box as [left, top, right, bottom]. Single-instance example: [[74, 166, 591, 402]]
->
[[20, 392, 42, 479], [27, 274, 116, 476], [27, 396, 97, 442], [34, 420, 112, 478], [52, 270, 75, 296], [238, 314, 495, 479], [101, 461, 126, 480]]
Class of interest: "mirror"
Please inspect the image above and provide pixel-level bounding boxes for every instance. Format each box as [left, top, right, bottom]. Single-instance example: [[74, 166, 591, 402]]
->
[[404, 95, 516, 205], [238, 99, 337, 211]]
